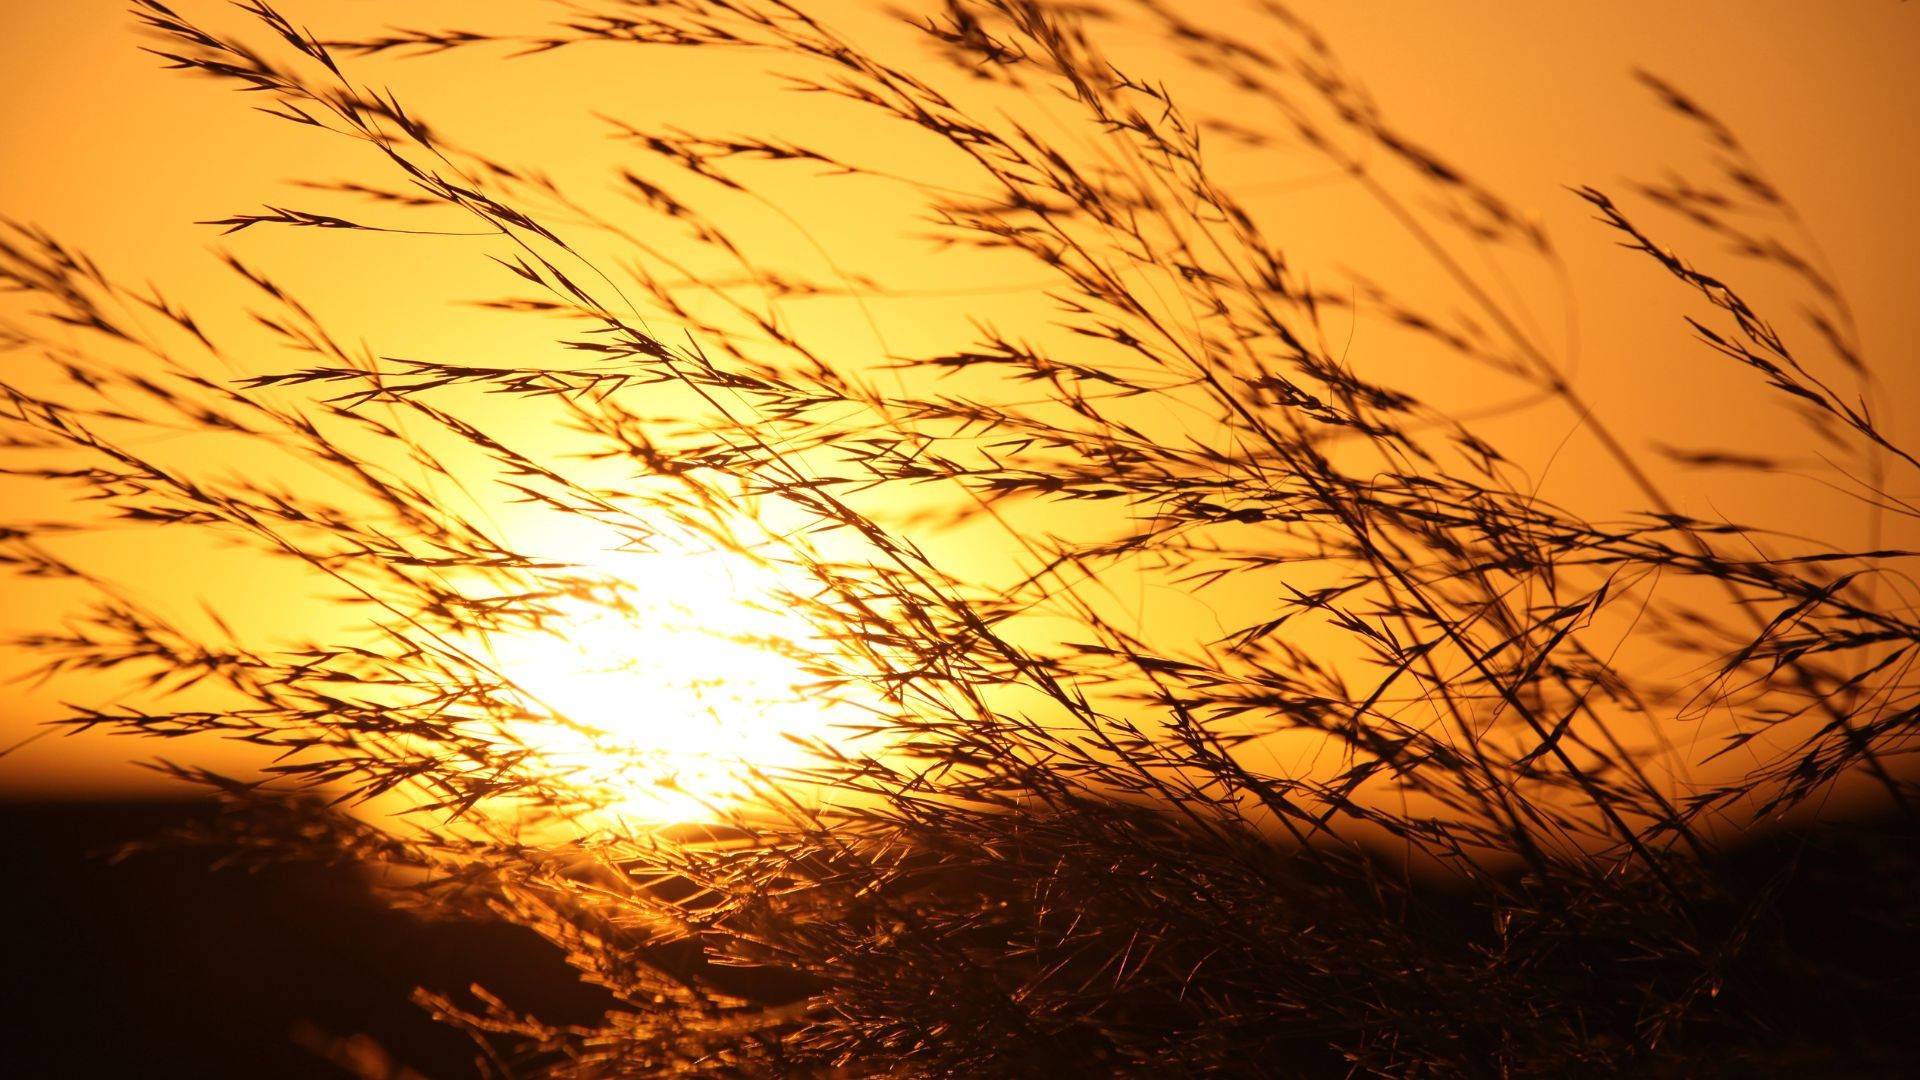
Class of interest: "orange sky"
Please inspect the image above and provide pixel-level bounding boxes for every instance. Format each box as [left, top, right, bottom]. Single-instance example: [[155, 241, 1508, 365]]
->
[[3, 0, 1917, 799]]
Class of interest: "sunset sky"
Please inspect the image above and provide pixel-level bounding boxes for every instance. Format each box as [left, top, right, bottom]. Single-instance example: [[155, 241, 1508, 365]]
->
[[3, 0, 1917, 798]]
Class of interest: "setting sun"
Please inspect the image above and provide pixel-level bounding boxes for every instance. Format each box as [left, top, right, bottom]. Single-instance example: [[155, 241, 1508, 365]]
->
[[476, 545, 847, 824]]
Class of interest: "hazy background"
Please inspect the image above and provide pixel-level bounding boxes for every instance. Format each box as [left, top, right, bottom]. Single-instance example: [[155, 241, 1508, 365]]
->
[[4, 0, 1917, 798]]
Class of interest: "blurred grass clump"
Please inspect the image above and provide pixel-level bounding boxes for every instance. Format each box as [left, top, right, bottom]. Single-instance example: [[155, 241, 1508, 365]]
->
[[3, 1, 1916, 1075]]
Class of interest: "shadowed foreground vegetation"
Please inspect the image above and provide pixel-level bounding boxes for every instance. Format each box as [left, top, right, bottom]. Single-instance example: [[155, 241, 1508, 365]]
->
[[3, 1, 1916, 1075]]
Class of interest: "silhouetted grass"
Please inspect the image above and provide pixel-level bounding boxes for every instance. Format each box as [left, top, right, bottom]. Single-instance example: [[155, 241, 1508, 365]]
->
[[3, 2, 1915, 1075]]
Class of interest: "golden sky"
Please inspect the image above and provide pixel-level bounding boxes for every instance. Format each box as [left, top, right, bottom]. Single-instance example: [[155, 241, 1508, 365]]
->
[[3, 0, 1916, 801]]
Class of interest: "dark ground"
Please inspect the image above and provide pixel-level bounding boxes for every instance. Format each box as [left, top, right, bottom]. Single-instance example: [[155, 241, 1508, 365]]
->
[[4, 799, 1917, 1078], [1, 799, 612, 1080]]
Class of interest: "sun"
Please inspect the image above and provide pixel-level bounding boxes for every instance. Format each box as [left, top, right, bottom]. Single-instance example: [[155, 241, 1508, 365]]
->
[[475, 540, 852, 826]]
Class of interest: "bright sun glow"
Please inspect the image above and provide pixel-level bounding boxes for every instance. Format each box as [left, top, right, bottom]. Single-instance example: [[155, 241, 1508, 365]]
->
[[477, 542, 852, 825]]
